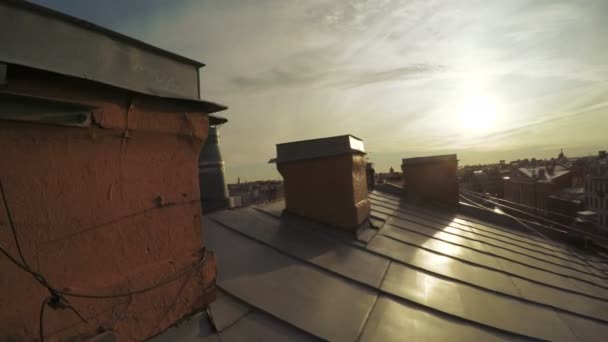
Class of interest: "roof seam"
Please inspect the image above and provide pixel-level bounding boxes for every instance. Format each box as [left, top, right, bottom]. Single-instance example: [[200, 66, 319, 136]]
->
[[210, 217, 542, 340], [370, 197, 571, 256], [372, 190, 565, 248], [214, 286, 326, 341], [383, 218, 608, 283], [376, 204, 595, 270], [354, 294, 380, 342], [209, 212, 608, 325], [378, 233, 608, 304]]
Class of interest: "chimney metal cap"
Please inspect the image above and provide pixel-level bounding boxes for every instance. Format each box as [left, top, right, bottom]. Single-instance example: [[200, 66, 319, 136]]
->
[[209, 115, 228, 126], [271, 134, 365, 164]]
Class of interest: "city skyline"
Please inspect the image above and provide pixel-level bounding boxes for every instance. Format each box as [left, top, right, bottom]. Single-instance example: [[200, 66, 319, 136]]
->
[[32, 0, 608, 181]]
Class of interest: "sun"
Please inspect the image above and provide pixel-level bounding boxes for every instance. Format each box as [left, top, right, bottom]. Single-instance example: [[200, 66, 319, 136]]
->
[[458, 95, 501, 133]]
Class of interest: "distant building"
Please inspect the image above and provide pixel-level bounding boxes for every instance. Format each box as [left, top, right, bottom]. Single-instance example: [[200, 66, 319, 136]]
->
[[585, 151, 608, 230], [547, 187, 585, 226], [376, 167, 403, 186], [228, 180, 284, 207], [471, 170, 488, 193], [504, 164, 572, 212]]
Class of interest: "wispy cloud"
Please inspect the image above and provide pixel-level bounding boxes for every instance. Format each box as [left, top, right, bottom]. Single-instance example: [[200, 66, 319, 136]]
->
[[30, 0, 608, 180], [229, 63, 445, 92]]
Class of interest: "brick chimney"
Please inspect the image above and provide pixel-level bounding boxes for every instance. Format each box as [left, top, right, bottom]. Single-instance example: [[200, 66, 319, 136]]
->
[[401, 154, 458, 208], [273, 135, 370, 230]]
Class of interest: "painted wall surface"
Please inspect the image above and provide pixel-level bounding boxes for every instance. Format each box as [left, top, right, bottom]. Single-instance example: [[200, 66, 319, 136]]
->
[[0, 66, 216, 341], [277, 154, 370, 229], [402, 160, 459, 208]]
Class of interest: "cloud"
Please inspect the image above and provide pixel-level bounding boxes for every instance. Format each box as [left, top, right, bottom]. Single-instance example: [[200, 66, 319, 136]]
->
[[28, 0, 608, 180], [228, 63, 445, 92]]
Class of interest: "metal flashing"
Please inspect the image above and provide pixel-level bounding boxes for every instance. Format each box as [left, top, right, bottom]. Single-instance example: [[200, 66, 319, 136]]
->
[[402, 154, 457, 166], [273, 135, 365, 164], [1, 0, 201, 99]]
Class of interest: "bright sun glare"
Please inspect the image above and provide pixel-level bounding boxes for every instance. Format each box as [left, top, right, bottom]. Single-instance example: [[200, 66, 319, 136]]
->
[[458, 95, 501, 133]]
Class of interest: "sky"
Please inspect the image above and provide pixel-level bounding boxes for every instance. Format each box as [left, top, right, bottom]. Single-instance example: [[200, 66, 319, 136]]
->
[[32, 0, 608, 182]]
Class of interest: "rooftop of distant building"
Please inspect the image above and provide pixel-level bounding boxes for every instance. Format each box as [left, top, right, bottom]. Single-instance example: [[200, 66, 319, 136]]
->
[[518, 164, 571, 183]]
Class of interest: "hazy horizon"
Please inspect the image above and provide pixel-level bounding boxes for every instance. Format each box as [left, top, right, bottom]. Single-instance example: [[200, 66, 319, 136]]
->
[[32, 0, 608, 182]]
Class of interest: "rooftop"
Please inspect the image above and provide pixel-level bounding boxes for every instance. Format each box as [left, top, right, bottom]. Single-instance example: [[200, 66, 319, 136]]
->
[[518, 165, 571, 183], [153, 189, 608, 342]]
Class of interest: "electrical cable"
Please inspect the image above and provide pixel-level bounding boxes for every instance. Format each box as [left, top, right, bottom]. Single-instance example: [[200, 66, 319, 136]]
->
[[39, 297, 49, 342], [462, 189, 608, 244], [463, 188, 578, 220], [462, 189, 577, 228], [464, 189, 608, 252], [460, 193, 568, 235], [460, 193, 608, 276], [0, 180, 29, 266], [0, 178, 209, 341], [56, 252, 207, 299], [460, 193, 550, 241]]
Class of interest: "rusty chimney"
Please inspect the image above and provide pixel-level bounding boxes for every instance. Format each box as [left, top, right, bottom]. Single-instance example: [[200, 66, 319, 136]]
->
[[273, 135, 370, 230], [401, 154, 458, 208]]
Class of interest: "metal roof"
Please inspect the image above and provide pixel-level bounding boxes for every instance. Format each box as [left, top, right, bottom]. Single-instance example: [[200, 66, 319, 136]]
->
[[1, 0, 206, 99], [272, 135, 365, 164], [153, 189, 608, 341], [518, 165, 571, 183]]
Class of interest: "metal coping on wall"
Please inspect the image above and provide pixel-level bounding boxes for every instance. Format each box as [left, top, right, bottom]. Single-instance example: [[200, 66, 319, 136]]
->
[[1, 0, 205, 100], [402, 154, 458, 166], [2, 0, 204, 68]]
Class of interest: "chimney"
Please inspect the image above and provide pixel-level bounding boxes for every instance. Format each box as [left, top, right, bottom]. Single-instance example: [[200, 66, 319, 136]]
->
[[401, 154, 458, 208], [199, 117, 229, 212], [273, 135, 370, 230], [366, 162, 375, 191], [538, 168, 546, 179]]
